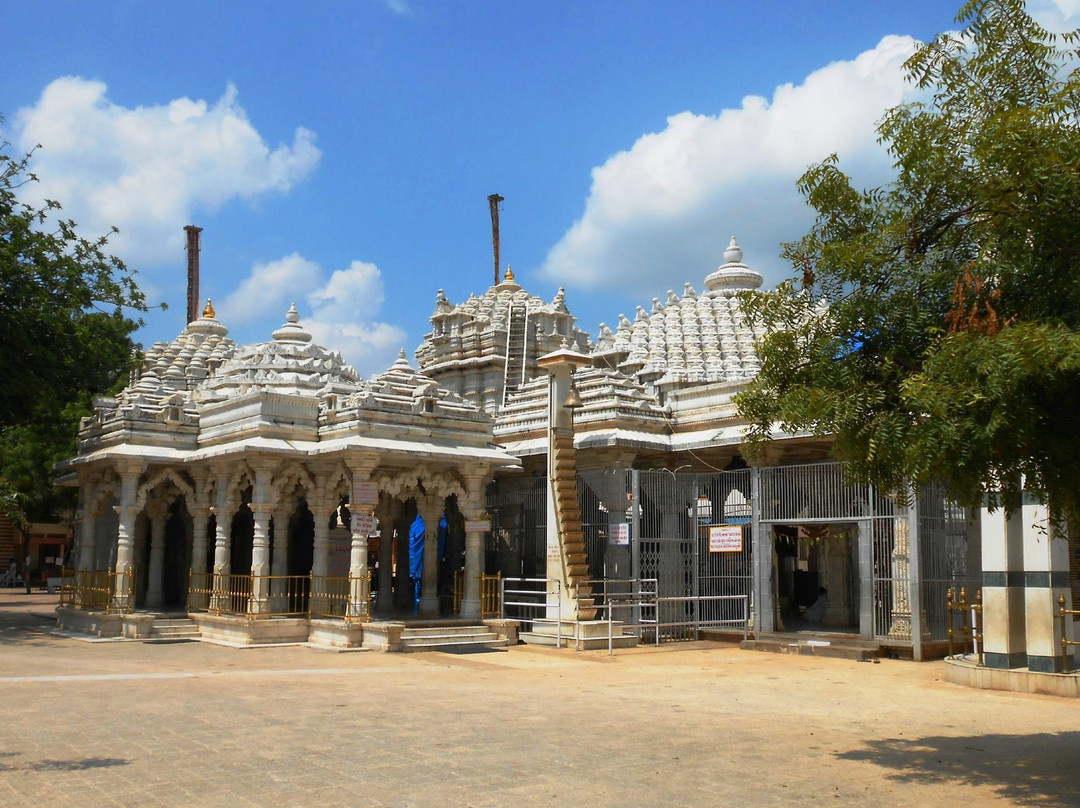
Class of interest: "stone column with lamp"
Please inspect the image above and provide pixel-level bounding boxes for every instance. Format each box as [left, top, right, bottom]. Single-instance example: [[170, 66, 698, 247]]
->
[[537, 346, 592, 623]]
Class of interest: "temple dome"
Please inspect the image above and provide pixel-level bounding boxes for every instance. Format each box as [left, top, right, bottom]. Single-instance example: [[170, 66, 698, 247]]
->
[[601, 237, 765, 388], [124, 301, 237, 404], [197, 305, 360, 401]]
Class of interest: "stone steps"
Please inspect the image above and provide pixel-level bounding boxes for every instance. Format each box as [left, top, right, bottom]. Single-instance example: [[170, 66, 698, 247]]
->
[[150, 617, 201, 640], [400, 624, 508, 653], [740, 633, 883, 661]]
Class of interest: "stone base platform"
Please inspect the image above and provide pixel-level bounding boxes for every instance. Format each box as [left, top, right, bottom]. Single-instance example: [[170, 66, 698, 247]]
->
[[57, 605, 155, 639], [307, 618, 364, 649], [741, 632, 884, 661], [190, 613, 310, 645], [945, 655, 1080, 698], [521, 619, 639, 650]]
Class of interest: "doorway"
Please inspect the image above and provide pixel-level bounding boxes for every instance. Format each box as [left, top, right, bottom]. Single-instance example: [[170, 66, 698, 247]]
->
[[773, 524, 858, 633]]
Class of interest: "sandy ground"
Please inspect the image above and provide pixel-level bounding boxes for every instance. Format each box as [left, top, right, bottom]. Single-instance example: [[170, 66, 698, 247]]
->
[[1, 590, 1077, 807]]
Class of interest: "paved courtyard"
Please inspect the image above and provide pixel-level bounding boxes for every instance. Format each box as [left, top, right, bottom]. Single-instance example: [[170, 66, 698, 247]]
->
[[1, 591, 1077, 807]]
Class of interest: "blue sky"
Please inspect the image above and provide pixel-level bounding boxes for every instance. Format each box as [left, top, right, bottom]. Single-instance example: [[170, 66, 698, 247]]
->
[[4, 1, 1078, 374]]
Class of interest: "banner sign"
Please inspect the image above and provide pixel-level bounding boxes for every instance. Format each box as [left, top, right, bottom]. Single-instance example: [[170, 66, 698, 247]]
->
[[610, 523, 630, 546], [465, 520, 491, 533], [353, 482, 379, 506], [351, 513, 378, 535], [709, 525, 743, 553]]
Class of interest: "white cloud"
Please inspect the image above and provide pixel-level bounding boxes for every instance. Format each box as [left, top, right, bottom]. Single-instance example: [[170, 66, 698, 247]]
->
[[220, 254, 407, 375], [540, 35, 922, 297], [11, 77, 320, 268], [375, 0, 412, 15], [1032, 0, 1080, 29], [217, 253, 323, 326]]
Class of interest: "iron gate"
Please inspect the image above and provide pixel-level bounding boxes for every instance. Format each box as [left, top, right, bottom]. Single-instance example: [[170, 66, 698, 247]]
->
[[631, 469, 753, 641]]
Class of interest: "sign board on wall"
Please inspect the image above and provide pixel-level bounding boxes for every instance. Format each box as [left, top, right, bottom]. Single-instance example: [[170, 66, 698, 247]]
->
[[709, 525, 743, 553], [609, 523, 630, 546], [464, 520, 491, 533], [350, 513, 378, 536], [327, 536, 351, 578], [353, 482, 379, 506]]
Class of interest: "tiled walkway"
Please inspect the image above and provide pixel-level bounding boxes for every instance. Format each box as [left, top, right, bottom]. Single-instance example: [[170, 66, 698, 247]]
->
[[1, 591, 1077, 807]]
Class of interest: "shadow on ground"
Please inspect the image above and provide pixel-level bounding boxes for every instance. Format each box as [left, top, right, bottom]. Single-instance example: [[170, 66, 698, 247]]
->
[[0, 611, 60, 646], [838, 731, 1080, 806], [0, 756, 130, 772]]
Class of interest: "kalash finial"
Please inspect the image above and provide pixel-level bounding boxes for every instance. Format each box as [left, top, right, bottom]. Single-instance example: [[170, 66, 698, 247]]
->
[[202, 299, 216, 319], [504, 264, 515, 282]]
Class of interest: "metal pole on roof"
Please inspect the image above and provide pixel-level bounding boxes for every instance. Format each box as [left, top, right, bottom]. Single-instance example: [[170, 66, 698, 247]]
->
[[488, 194, 504, 286]]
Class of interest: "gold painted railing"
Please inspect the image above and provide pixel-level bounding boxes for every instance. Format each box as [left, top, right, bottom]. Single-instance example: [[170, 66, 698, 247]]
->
[[946, 587, 983, 664], [452, 570, 501, 618], [1059, 594, 1080, 674], [481, 572, 501, 618], [58, 568, 137, 614], [187, 571, 371, 623]]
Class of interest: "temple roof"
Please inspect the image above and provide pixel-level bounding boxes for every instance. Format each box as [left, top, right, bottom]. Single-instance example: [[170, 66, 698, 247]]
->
[[123, 301, 237, 405], [196, 304, 360, 402], [597, 237, 764, 389]]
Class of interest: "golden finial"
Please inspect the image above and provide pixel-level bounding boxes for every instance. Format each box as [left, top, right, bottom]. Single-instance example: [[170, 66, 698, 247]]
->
[[504, 264, 515, 281], [203, 299, 216, 319]]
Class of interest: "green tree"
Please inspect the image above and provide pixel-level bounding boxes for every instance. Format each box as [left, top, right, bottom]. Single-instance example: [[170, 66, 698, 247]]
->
[[736, 0, 1080, 518], [0, 130, 148, 523]]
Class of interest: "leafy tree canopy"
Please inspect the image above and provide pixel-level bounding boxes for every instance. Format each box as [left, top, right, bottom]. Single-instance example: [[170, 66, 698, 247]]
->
[[0, 129, 148, 523], [736, 0, 1080, 518]]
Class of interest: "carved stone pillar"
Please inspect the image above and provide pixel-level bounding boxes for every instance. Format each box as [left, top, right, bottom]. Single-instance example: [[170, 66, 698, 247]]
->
[[345, 461, 377, 620], [375, 497, 401, 614], [144, 504, 168, 609], [418, 495, 444, 617], [79, 501, 98, 572], [270, 506, 292, 577], [460, 472, 490, 619], [112, 461, 145, 611], [209, 467, 234, 611], [888, 516, 913, 640], [248, 465, 274, 615]]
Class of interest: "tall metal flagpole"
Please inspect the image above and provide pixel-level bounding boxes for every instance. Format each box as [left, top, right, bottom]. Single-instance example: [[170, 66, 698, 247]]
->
[[488, 194, 504, 286]]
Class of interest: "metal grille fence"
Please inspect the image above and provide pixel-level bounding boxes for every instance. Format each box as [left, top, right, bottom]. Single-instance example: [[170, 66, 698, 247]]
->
[[631, 470, 753, 641], [918, 483, 973, 642], [501, 577, 562, 646], [758, 462, 899, 522], [486, 477, 546, 579]]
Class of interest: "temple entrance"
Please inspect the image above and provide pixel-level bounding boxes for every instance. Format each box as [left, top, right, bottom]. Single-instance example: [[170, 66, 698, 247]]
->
[[230, 504, 253, 574], [162, 502, 190, 610], [773, 524, 858, 633], [287, 503, 314, 576]]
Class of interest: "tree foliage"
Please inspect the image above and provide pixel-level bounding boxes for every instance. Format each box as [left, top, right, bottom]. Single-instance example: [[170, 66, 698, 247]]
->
[[736, 0, 1080, 517], [0, 128, 148, 523]]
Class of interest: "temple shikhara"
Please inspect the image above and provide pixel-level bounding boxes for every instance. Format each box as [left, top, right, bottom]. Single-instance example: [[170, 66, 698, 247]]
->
[[55, 230, 1078, 689]]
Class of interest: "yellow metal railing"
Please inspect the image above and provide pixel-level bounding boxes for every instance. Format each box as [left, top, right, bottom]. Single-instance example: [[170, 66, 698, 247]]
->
[[187, 571, 370, 623], [310, 574, 350, 620], [57, 568, 137, 614], [188, 571, 213, 613], [947, 587, 983, 664], [65, 566, 372, 623], [481, 572, 501, 618], [212, 573, 253, 616], [59, 569, 78, 607], [1058, 594, 1080, 674], [258, 574, 310, 616], [452, 570, 501, 618]]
